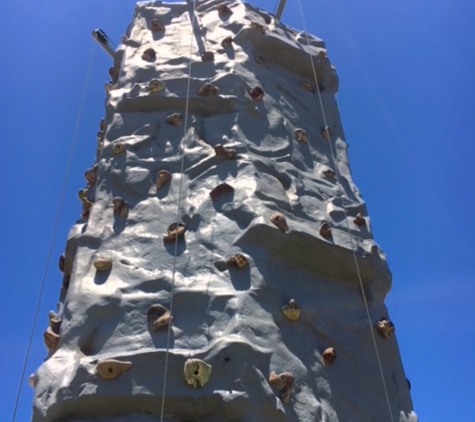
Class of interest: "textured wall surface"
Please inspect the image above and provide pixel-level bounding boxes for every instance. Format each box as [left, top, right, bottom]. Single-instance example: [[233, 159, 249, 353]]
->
[[31, 1, 417, 421]]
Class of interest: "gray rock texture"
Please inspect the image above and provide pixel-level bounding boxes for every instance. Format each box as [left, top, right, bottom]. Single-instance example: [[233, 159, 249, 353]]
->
[[31, 1, 417, 421]]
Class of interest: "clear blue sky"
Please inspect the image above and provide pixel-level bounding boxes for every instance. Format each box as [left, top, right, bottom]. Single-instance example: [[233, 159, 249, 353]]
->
[[1, 0, 474, 421]]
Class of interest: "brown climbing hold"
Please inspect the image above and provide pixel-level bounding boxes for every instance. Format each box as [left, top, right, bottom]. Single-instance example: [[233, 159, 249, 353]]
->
[[376, 318, 395, 339], [48, 311, 61, 333], [81, 199, 94, 220], [94, 257, 112, 271], [147, 304, 172, 331], [221, 36, 233, 48], [353, 213, 366, 227], [142, 48, 156, 61], [84, 165, 98, 186], [281, 299, 301, 321], [28, 374, 36, 388], [294, 128, 307, 143], [166, 113, 181, 126], [214, 144, 236, 159], [250, 22, 266, 34], [217, 4, 232, 15], [269, 371, 295, 404], [270, 213, 289, 232], [183, 358, 212, 388], [156, 170, 172, 190], [148, 79, 165, 93], [227, 253, 248, 269], [58, 255, 65, 273], [151, 19, 165, 32], [96, 359, 132, 380], [78, 188, 88, 204], [249, 86, 265, 101], [112, 143, 125, 154], [322, 347, 336, 366], [163, 222, 186, 243], [319, 223, 332, 240], [97, 131, 104, 143], [100, 118, 105, 131], [43, 326, 59, 351], [201, 51, 214, 62], [301, 81, 317, 93], [198, 82, 219, 96], [209, 183, 234, 201], [322, 168, 335, 179], [322, 126, 330, 141], [113, 197, 129, 218], [108, 66, 119, 84]]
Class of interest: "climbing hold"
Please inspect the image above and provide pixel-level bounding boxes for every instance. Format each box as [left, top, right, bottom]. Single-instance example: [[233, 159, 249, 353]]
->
[[78, 188, 89, 204], [48, 311, 61, 333], [163, 222, 186, 243], [221, 36, 233, 48], [120, 35, 128, 44], [147, 304, 172, 331], [43, 326, 59, 351], [250, 22, 266, 34], [156, 170, 172, 190], [94, 257, 112, 271], [108, 66, 118, 83], [198, 82, 219, 96], [270, 213, 289, 232], [353, 213, 366, 227], [281, 299, 301, 321], [201, 51, 214, 62], [142, 48, 156, 61], [301, 82, 317, 93], [254, 54, 267, 66], [322, 347, 336, 366], [81, 199, 94, 220], [58, 255, 65, 273], [100, 118, 105, 131], [183, 358, 212, 388], [84, 165, 98, 186], [217, 4, 232, 15], [214, 144, 236, 159], [294, 128, 307, 143], [112, 143, 126, 154], [322, 168, 335, 179], [376, 318, 395, 339], [322, 126, 330, 141], [151, 19, 165, 32], [166, 112, 181, 126], [249, 86, 265, 101], [269, 371, 295, 404], [148, 79, 165, 93], [227, 253, 248, 269], [28, 374, 36, 388], [104, 83, 113, 94], [209, 183, 234, 201], [319, 223, 332, 240], [96, 359, 132, 380], [113, 197, 129, 218], [97, 131, 104, 143], [62, 273, 71, 289]]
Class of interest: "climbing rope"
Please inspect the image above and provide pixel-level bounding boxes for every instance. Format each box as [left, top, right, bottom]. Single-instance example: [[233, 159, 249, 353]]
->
[[159, 1, 197, 420], [10, 41, 96, 422], [294, 1, 395, 421]]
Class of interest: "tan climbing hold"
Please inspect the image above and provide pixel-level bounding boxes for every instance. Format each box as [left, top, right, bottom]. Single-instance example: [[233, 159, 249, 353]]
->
[[84, 165, 98, 186], [147, 304, 172, 331], [198, 82, 219, 96], [43, 326, 59, 351], [81, 199, 94, 220], [183, 358, 212, 388], [322, 168, 335, 179], [112, 143, 125, 154], [142, 48, 156, 61], [214, 144, 236, 159], [281, 299, 301, 321], [96, 359, 132, 380], [201, 51, 214, 62], [78, 188, 88, 204], [269, 371, 295, 404], [48, 311, 61, 333], [217, 4, 232, 15], [249, 86, 265, 101], [166, 113, 181, 126], [270, 213, 289, 232], [210, 183, 234, 201], [319, 223, 332, 240], [163, 222, 186, 243], [322, 126, 330, 141], [301, 81, 317, 93], [376, 318, 395, 339], [94, 257, 112, 271], [227, 253, 248, 269], [156, 170, 172, 190], [294, 128, 307, 143], [58, 255, 65, 273], [148, 79, 165, 93], [151, 19, 164, 32], [322, 347, 336, 366], [250, 22, 266, 34], [28, 374, 36, 388], [113, 197, 129, 218], [221, 36, 233, 48], [353, 213, 366, 227]]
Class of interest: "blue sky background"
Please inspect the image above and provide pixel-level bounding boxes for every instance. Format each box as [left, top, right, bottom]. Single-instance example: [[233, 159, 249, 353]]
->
[[1, 0, 474, 420]]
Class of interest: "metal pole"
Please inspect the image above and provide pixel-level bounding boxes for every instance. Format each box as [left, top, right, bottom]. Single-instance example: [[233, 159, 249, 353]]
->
[[91, 29, 115, 58], [275, 0, 288, 21]]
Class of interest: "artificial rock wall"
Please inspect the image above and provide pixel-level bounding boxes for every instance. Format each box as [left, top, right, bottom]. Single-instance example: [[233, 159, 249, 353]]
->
[[32, 1, 417, 421]]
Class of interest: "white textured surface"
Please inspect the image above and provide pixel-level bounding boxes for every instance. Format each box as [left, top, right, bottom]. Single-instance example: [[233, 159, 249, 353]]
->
[[32, 1, 415, 421]]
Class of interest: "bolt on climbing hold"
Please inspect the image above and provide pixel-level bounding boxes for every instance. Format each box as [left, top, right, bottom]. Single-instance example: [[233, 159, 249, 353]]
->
[[221, 36, 233, 48], [183, 358, 212, 388], [151, 19, 165, 32], [156, 170, 172, 190], [78, 188, 89, 204], [201, 51, 214, 62], [148, 79, 165, 93], [142, 48, 156, 62], [322, 168, 335, 179], [250, 22, 266, 34], [94, 257, 112, 271], [269, 371, 295, 404], [28, 374, 36, 388], [108, 66, 119, 84], [227, 253, 248, 269], [209, 183, 234, 201], [97, 131, 104, 143], [58, 255, 65, 273], [376, 318, 395, 339], [166, 113, 181, 126], [214, 144, 236, 159], [249, 86, 265, 101], [281, 299, 301, 321], [353, 213, 366, 227], [217, 4, 232, 15], [321, 126, 330, 141], [270, 213, 289, 232], [113, 197, 129, 218], [81, 199, 94, 220], [319, 223, 332, 240], [43, 326, 59, 351], [49, 311, 61, 333], [322, 347, 336, 366], [163, 222, 186, 243], [84, 165, 98, 186], [147, 304, 172, 331], [300, 81, 317, 93], [198, 82, 219, 96], [294, 128, 307, 143], [96, 359, 132, 380], [112, 143, 126, 154]]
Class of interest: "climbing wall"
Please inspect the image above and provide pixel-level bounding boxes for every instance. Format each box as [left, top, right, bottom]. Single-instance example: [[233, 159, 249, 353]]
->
[[31, 1, 417, 421]]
